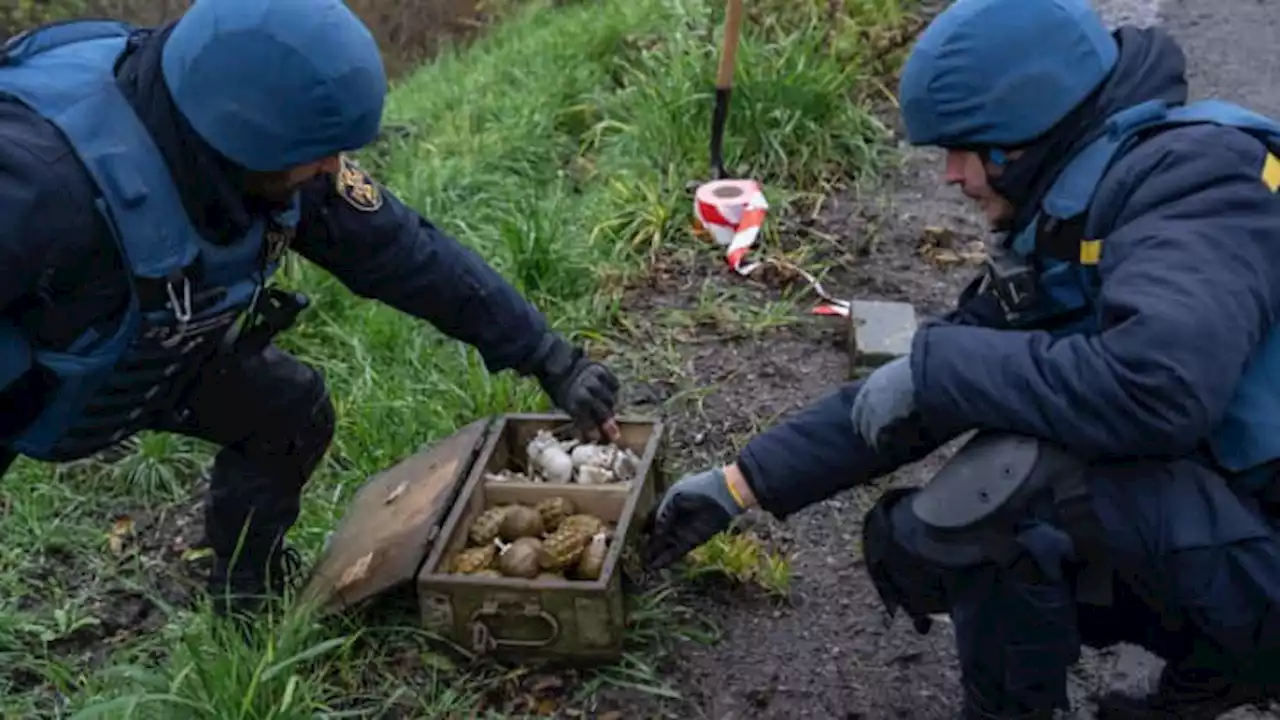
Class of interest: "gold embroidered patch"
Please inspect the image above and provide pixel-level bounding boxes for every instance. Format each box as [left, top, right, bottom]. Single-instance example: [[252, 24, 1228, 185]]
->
[[335, 154, 383, 212]]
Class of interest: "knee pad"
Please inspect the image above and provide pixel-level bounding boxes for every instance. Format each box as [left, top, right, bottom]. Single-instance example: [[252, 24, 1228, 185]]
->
[[912, 431, 1112, 605], [910, 431, 1081, 538], [862, 486, 984, 634], [241, 377, 335, 484], [290, 385, 335, 480]]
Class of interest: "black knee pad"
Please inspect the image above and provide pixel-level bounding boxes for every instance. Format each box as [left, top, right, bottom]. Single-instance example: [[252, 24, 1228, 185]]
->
[[240, 373, 335, 484], [910, 432, 1079, 537], [862, 486, 968, 635], [297, 387, 336, 476], [910, 431, 1112, 605], [303, 386, 335, 466], [280, 381, 335, 482]]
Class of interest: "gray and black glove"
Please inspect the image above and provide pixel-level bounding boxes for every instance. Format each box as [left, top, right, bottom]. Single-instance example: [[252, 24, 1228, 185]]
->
[[642, 466, 746, 569], [849, 355, 918, 453], [527, 333, 620, 439]]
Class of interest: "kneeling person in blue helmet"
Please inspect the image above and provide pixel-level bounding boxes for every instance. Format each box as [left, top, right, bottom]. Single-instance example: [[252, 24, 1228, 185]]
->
[[643, 0, 1280, 718], [0, 0, 621, 620]]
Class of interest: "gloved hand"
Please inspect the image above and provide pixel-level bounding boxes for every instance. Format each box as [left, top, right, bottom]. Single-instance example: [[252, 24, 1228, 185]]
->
[[530, 334, 621, 441], [849, 355, 917, 452], [642, 466, 748, 569]]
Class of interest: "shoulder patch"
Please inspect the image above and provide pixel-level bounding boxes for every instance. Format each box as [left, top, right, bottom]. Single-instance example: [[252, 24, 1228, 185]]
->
[[1262, 152, 1280, 193], [335, 154, 383, 212]]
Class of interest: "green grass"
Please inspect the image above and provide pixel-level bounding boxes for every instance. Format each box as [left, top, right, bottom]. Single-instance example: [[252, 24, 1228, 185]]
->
[[0, 0, 920, 716]]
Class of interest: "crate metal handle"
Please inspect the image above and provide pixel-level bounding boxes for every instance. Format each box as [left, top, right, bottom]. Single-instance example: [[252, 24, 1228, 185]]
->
[[469, 599, 560, 652]]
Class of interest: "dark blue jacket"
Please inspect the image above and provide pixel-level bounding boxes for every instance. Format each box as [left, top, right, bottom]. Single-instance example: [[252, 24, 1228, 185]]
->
[[0, 24, 550, 376], [736, 26, 1280, 518]]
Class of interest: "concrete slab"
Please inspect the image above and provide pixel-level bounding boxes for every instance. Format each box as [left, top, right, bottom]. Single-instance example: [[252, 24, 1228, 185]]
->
[[846, 299, 918, 376]]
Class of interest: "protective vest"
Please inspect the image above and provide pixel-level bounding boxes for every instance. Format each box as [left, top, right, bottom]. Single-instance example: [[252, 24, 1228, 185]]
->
[[992, 97, 1280, 484], [0, 20, 295, 462]]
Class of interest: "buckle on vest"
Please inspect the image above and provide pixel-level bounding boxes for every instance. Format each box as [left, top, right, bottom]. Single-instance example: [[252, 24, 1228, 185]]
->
[[163, 275, 193, 349], [229, 287, 310, 357], [982, 253, 1037, 321]]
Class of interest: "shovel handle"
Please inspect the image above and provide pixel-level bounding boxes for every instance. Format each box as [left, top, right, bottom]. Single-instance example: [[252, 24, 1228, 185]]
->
[[715, 0, 744, 90]]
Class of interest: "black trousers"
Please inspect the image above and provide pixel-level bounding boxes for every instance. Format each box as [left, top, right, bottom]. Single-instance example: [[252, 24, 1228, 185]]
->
[[150, 343, 335, 577]]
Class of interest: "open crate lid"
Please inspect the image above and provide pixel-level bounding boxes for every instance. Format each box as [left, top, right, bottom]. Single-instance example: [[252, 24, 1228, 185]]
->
[[297, 417, 498, 613]]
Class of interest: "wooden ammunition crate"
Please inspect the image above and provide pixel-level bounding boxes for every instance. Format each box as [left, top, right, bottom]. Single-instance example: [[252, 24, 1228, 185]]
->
[[417, 414, 665, 663], [299, 412, 667, 666]]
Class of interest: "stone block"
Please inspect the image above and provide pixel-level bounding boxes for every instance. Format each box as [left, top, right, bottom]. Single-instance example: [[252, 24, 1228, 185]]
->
[[847, 299, 917, 377]]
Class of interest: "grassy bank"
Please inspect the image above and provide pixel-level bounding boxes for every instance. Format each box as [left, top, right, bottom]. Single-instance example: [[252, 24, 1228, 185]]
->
[[0, 0, 920, 716], [1, 0, 509, 78]]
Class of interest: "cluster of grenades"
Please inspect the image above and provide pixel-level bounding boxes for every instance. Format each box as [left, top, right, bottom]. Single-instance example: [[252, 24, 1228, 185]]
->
[[449, 496, 612, 581]]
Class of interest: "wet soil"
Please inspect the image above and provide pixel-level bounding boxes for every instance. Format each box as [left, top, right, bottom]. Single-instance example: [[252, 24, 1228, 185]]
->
[[5, 474, 213, 710]]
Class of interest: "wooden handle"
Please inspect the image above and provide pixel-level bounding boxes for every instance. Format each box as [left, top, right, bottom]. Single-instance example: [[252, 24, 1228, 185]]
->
[[715, 0, 744, 89]]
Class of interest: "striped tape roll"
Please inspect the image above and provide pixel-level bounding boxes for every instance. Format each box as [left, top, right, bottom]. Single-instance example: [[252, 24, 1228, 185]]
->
[[692, 178, 852, 316]]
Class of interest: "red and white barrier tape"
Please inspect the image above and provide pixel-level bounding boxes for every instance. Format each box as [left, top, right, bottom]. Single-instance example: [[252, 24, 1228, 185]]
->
[[693, 179, 852, 316]]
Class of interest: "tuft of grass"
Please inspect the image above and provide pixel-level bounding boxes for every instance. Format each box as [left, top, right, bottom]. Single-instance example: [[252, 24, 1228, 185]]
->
[[0, 0, 922, 715], [683, 531, 794, 599]]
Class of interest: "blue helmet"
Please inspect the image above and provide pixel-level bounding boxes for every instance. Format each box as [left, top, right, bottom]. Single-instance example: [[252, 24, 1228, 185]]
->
[[161, 0, 388, 172], [898, 0, 1118, 148]]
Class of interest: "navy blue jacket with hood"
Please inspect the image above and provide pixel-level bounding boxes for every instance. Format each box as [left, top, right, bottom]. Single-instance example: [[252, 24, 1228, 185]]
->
[[735, 26, 1280, 518], [0, 23, 552, 377]]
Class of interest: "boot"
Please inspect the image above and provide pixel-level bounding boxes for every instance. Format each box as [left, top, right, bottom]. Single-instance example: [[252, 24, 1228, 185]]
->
[[200, 453, 309, 621], [208, 542, 305, 620], [1095, 659, 1279, 719]]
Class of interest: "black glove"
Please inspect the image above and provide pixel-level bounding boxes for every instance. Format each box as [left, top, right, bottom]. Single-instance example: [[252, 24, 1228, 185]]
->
[[525, 333, 620, 438], [642, 466, 746, 569]]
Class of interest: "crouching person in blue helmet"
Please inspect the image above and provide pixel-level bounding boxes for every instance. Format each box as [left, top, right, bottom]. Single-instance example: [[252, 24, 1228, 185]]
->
[[643, 0, 1280, 717], [0, 0, 622, 621]]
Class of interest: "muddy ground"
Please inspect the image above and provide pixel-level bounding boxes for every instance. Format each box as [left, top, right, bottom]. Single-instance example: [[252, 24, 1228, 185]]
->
[[592, 138, 1279, 719]]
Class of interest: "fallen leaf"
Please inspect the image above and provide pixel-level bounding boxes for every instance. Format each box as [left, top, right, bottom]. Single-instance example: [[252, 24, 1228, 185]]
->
[[959, 240, 989, 263], [529, 674, 563, 694], [921, 238, 988, 266], [420, 651, 456, 673], [182, 547, 215, 563], [107, 515, 135, 556], [920, 225, 956, 247], [925, 248, 962, 265]]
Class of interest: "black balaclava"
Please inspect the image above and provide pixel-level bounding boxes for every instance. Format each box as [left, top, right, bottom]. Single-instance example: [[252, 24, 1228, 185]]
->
[[982, 80, 1111, 238]]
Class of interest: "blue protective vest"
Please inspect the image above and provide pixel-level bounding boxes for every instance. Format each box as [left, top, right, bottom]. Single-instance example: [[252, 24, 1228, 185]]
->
[[996, 97, 1280, 483], [0, 20, 296, 462]]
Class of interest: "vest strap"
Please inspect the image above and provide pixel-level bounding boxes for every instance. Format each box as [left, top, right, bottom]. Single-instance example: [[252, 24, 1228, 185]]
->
[[1033, 214, 1090, 263], [0, 30, 199, 280]]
